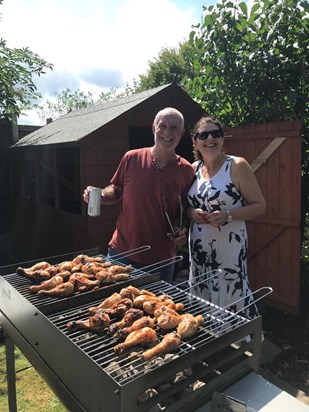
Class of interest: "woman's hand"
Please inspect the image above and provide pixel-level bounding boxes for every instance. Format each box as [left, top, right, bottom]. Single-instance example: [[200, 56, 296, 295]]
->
[[192, 208, 209, 225], [207, 210, 228, 227]]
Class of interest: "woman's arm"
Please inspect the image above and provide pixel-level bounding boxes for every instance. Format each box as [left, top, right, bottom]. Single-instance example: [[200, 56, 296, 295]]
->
[[229, 156, 266, 221]]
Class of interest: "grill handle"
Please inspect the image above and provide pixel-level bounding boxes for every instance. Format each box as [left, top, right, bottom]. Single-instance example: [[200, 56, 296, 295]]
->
[[133, 255, 183, 275], [176, 269, 223, 292], [219, 286, 273, 318], [109, 245, 151, 260]]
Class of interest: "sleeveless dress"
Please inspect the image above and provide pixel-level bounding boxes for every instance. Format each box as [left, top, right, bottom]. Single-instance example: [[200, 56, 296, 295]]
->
[[187, 156, 259, 320]]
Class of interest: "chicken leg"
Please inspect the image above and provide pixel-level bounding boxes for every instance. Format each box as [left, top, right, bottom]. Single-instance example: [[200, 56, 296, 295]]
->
[[114, 327, 157, 354], [142, 331, 181, 360]]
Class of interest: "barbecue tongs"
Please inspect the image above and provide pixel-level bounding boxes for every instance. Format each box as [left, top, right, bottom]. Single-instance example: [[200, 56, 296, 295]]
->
[[163, 195, 183, 237]]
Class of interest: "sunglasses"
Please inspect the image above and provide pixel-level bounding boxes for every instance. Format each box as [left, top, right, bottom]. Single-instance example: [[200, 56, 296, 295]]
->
[[195, 130, 223, 140]]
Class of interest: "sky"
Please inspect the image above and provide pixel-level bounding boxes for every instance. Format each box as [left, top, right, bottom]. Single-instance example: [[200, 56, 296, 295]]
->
[[1, 0, 216, 125]]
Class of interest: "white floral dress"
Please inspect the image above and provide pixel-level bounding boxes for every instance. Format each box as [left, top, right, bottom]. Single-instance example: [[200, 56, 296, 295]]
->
[[187, 156, 259, 320]]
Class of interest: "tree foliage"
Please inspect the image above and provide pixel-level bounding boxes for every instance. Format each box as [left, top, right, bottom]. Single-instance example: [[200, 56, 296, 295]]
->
[[36, 89, 96, 121], [0, 0, 53, 122], [0, 39, 53, 122], [183, 0, 308, 129], [136, 45, 193, 92], [36, 83, 138, 122]]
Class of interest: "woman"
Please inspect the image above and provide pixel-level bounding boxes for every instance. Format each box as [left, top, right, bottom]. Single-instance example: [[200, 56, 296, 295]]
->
[[187, 116, 266, 320]]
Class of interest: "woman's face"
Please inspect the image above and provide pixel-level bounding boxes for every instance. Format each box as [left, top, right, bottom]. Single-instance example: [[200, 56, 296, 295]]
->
[[193, 122, 224, 158]]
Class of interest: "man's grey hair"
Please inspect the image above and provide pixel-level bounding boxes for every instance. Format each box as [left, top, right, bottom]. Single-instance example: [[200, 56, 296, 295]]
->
[[153, 107, 184, 128]]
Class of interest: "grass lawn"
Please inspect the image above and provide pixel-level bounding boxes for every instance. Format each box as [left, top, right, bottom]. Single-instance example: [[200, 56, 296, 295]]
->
[[0, 344, 66, 412]]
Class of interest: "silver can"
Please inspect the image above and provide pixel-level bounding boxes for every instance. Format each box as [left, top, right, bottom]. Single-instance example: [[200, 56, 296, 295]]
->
[[88, 187, 102, 217]]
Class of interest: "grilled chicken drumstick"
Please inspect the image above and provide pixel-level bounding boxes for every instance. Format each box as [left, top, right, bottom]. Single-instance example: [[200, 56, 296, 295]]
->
[[17, 263, 57, 282], [67, 312, 110, 332], [29, 275, 64, 293], [98, 273, 130, 284], [88, 293, 122, 313], [69, 273, 100, 292], [119, 285, 156, 300], [133, 294, 171, 308], [114, 327, 157, 355], [37, 281, 75, 297], [154, 305, 182, 330], [143, 300, 184, 315], [177, 314, 204, 339], [142, 331, 181, 361], [108, 264, 132, 275], [107, 308, 144, 335], [17, 261, 50, 274], [116, 316, 156, 341], [102, 298, 133, 317]]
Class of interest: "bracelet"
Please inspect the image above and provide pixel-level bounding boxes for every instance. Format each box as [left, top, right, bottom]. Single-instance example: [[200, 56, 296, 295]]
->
[[226, 210, 232, 223]]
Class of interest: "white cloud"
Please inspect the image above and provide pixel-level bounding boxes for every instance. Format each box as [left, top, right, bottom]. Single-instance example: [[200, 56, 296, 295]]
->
[[1, 0, 207, 124]]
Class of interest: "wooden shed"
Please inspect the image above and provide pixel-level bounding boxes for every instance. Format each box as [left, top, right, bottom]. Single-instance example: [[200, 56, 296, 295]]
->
[[8, 82, 205, 261]]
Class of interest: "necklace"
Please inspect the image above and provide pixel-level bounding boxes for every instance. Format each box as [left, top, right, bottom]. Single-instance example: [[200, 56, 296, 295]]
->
[[150, 148, 177, 170], [152, 155, 160, 170]]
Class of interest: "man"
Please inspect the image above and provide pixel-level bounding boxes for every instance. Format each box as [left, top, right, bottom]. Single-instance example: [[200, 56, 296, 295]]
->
[[83, 107, 195, 282]]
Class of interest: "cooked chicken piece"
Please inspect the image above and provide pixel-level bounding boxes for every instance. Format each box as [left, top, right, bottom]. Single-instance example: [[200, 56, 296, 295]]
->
[[82, 262, 111, 275], [119, 285, 156, 300], [88, 292, 122, 313], [116, 316, 156, 341], [16, 262, 55, 282], [143, 300, 184, 315], [154, 305, 182, 330], [69, 273, 100, 293], [37, 281, 74, 297], [72, 254, 92, 265], [153, 305, 181, 317], [103, 298, 133, 318], [18, 269, 51, 283], [107, 308, 144, 335], [67, 312, 110, 332], [133, 294, 170, 308], [58, 261, 74, 272], [114, 327, 157, 355], [29, 275, 64, 293], [108, 264, 132, 275], [142, 331, 181, 361], [95, 269, 109, 282], [100, 273, 130, 284], [69, 272, 95, 280], [55, 270, 72, 281], [71, 263, 83, 273], [156, 313, 182, 330], [17, 261, 51, 274], [177, 314, 204, 339]]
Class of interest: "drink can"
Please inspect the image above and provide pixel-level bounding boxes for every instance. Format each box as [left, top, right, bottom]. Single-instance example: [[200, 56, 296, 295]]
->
[[88, 187, 101, 217]]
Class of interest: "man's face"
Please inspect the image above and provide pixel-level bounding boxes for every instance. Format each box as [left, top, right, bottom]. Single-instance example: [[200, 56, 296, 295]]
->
[[152, 114, 184, 150]]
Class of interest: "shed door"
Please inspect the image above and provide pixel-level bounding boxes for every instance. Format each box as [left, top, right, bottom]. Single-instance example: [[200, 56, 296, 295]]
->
[[224, 120, 302, 314]]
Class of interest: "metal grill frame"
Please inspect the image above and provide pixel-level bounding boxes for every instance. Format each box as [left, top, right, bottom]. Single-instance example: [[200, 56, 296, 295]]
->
[[0, 256, 262, 412]]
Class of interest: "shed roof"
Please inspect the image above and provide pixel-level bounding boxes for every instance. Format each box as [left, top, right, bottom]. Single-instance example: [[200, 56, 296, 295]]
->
[[13, 84, 173, 148]]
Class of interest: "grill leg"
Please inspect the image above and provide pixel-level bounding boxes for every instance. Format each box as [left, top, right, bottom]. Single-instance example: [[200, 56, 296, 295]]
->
[[5, 334, 17, 412]]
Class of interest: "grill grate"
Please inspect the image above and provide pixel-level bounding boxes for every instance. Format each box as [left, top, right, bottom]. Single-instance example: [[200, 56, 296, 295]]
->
[[2, 256, 154, 313], [47, 280, 250, 386]]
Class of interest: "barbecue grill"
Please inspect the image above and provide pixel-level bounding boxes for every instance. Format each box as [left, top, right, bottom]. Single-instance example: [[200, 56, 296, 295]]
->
[[0, 249, 263, 412]]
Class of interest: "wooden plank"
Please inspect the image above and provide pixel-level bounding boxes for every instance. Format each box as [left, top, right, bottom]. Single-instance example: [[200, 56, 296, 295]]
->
[[248, 225, 286, 262], [251, 137, 286, 172]]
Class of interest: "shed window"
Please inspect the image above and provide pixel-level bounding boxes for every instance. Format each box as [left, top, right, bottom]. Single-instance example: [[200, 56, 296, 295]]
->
[[12, 147, 81, 214]]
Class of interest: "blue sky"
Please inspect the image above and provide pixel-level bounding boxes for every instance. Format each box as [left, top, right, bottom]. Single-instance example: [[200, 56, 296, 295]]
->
[[1, 0, 216, 124]]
